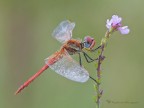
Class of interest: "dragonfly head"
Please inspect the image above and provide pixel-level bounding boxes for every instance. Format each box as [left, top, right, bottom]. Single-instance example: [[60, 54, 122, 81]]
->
[[83, 36, 96, 50]]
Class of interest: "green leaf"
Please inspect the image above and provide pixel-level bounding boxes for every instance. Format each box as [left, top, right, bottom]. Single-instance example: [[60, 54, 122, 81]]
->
[[94, 62, 98, 68], [101, 37, 107, 45], [93, 95, 98, 103], [94, 84, 98, 91], [96, 78, 101, 84], [98, 50, 101, 55]]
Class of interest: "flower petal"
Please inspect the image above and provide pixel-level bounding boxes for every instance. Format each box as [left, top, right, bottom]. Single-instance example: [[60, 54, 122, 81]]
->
[[118, 26, 130, 34], [111, 15, 122, 26], [106, 19, 112, 29]]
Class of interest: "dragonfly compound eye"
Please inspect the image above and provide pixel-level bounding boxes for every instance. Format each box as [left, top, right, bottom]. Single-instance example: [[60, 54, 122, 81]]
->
[[84, 36, 94, 48], [84, 42, 91, 48]]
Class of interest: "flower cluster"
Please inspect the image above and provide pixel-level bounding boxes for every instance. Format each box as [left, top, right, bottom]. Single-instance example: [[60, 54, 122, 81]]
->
[[106, 15, 130, 34]]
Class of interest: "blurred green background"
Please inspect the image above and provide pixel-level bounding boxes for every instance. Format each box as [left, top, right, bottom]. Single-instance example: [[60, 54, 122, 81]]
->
[[0, 0, 143, 108]]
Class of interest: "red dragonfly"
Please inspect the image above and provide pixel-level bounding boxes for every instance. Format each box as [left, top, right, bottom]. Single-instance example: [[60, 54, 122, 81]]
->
[[15, 20, 100, 95]]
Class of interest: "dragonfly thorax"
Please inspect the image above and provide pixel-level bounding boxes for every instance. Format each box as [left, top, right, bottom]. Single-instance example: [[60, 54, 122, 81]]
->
[[62, 39, 83, 55]]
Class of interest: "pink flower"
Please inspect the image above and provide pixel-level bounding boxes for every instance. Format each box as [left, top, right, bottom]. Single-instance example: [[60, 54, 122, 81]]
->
[[106, 15, 130, 34]]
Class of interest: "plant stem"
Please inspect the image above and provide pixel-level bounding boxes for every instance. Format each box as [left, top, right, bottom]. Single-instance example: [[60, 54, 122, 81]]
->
[[95, 30, 110, 108]]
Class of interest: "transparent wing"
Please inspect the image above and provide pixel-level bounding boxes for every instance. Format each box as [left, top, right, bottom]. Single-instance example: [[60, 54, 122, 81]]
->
[[45, 50, 89, 82], [52, 20, 75, 43]]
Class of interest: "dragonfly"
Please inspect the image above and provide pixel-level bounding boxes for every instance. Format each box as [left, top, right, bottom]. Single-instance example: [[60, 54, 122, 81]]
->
[[15, 20, 101, 95]]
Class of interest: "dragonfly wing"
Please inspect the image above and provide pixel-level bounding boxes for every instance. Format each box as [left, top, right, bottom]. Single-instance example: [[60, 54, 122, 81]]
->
[[52, 20, 75, 43], [45, 50, 89, 82]]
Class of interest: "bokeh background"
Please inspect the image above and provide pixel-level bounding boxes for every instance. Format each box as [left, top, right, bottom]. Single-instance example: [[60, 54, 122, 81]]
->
[[0, 0, 143, 108]]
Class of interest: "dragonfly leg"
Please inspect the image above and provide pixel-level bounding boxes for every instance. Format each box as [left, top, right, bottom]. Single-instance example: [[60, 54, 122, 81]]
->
[[83, 51, 98, 63], [78, 52, 96, 83], [91, 45, 101, 52], [77, 51, 98, 83], [89, 76, 98, 84], [78, 53, 82, 66], [82, 45, 101, 63]]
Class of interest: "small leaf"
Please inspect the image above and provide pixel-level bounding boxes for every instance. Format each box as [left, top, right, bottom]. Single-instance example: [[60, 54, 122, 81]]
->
[[96, 78, 101, 84], [93, 96, 97, 103], [98, 90, 103, 98], [101, 37, 107, 46], [100, 90, 103, 95], [94, 84, 98, 91], [94, 62, 98, 68], [98, 50, 101, 55]]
